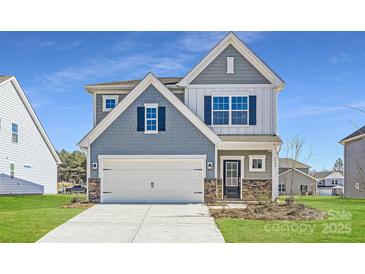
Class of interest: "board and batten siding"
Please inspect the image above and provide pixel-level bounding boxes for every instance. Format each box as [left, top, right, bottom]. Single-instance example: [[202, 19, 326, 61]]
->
[[0, 81, 57, 194], [184, 86, 277, 135]]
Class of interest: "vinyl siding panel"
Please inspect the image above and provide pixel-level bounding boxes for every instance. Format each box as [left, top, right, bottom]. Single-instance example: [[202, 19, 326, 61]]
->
[[185, 86, 277, 135], [344, 138, 365, 198], [90, 85, 216, 179], [279, 170, 316, 195], [0, 81, 57, 194], [191, 45, 271, 85]]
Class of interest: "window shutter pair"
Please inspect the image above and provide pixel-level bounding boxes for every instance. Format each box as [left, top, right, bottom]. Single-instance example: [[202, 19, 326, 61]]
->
[[137, 107, 166, 131], [203, 95, 257, 125]]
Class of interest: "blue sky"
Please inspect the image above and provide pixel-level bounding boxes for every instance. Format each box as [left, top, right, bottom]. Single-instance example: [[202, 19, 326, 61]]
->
[[1, 31, 365, 170]]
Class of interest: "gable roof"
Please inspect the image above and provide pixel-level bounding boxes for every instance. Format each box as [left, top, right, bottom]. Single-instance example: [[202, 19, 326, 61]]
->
[[78, 72, 221, 148], [340, 125, 365, 144], [178, 32, 285, 90], [313, 171, 343, 179], [279, 158, 310, 169], [85, 77, 183, 93], [279, 168, 318, 182], [0, 76, 61, 164]]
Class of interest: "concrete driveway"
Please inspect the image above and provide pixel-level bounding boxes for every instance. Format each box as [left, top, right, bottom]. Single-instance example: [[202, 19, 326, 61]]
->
[[38, 204, 224, 243]]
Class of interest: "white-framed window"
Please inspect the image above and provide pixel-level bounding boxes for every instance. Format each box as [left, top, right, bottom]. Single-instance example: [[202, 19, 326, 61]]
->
[[300, 185, 308, 193], [212, 96, 249, 126], [226, 57, 235, 74], [279, 184, 286, 192], [212, 96, 229, 125], [144, 103, 158, 134], [332, 179, 335, 185], [102, 95, 119, 112], [11, 123, 18, 143], [249, 155, 266, 172], [10, 162, 15, 178]]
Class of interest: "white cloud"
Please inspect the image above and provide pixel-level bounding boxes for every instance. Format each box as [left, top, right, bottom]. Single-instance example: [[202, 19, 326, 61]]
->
[[328, 53, 352, 64], [178, 31, 265, 53], [16, 39, 82, 51], [281, 101, 365, 119]]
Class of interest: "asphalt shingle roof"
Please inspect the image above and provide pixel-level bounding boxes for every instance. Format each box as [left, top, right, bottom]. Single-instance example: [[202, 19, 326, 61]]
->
[[86, 77, 183, 87], [340, 125, 365, 143], [279, 158, 310, 169], [0, 75, 13, 84]]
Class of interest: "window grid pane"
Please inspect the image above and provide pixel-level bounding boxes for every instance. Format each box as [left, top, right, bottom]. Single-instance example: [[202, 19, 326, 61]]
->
[[252, 159, 263, 169], [213, 111, 229, 125], [146, 107, 157, 131], [232, 111, 248, 125], [213, 97, 229, 110], [232, 96, 248, 110], [106, 99, 116, 109]]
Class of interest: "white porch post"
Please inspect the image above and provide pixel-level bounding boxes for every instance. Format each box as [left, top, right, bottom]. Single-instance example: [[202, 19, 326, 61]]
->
[[271, 146, 279, 200]]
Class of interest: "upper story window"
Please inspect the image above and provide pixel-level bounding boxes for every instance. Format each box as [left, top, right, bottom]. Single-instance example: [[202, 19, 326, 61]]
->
[[212, 96, 229, 125], [11, 123, 18, 143], [102, 95, 119, 112], [144, 103, 158, 133], [249, 155, 266, 172], [212, 96, 249, 125], [231, 96, 248, 125], [226, 57, 234, 74]]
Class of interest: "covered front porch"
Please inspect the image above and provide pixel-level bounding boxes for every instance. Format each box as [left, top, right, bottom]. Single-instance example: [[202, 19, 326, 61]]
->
[[205, 135, 281, 203]]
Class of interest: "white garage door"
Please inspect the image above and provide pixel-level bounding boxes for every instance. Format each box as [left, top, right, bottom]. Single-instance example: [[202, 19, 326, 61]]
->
[[100, 157, 205, 203]]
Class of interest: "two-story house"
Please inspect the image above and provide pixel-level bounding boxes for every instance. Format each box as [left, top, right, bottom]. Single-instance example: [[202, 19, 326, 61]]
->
[[314, 171, 344, 196], [340, 126, 365, 198], [0, 76, 61, 194], [78, 32, 285, 203]]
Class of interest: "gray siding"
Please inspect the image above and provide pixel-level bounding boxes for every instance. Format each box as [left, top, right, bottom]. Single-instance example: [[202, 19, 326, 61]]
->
[[344, 138, 365, 198], [279, 170, 316, 195], [191, 45, 271, 85], [90, 85, 215, 178], [218, 150, 272, 180], [95, 92, 183, 125], [95, 94, 127, 124], [0, 174, 44, 195]]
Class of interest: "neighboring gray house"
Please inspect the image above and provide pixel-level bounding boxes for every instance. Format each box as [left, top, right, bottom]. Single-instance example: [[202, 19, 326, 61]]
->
[[0, 76, 61, 194], [278, 158, 318, 195], [314, 171, 344, 196], [340, 126, 365, 198], [78, 32, 285, 203]]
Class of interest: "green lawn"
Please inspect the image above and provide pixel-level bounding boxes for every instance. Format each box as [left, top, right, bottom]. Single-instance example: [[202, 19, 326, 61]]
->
[[215, 196, 365, 243], [0, 195, 88, 243]]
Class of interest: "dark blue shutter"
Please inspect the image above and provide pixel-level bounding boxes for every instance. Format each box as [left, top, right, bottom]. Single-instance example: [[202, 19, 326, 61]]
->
[[249, 96, 257, 125], [137, 107, 145, 131], [204, 96, 212, 125], [158, 107, 166, 131]]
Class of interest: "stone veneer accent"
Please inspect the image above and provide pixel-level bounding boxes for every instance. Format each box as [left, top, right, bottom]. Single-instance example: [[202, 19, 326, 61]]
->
[[204, 178, 223, 203], [242, 179, 272, 201], [88, 178, 101, 203]]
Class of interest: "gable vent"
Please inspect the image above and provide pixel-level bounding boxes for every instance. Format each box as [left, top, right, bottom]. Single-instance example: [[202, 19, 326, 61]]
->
[[226, 57, 234, 74]]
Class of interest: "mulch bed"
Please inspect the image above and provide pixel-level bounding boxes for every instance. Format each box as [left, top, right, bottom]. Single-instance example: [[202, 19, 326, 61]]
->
[[60, 202, 94, 209], [210, 202, 326, 221]]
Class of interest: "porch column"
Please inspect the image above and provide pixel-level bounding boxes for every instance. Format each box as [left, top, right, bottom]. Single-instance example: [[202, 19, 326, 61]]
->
[[271, 146, 279, 200]]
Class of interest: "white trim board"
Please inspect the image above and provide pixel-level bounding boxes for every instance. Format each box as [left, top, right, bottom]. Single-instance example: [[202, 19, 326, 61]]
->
[[78, 72, 221, 148], [178, 32, 285, 91], [0, 77, 61, 164]]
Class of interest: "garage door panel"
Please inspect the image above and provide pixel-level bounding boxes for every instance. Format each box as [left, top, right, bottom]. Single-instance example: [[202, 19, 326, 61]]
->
[[101, 158, 204, 203]]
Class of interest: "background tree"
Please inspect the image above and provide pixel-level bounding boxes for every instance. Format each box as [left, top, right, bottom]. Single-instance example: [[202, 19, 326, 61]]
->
[[333, 158, 344, 173], [58, 149, 86, 184]]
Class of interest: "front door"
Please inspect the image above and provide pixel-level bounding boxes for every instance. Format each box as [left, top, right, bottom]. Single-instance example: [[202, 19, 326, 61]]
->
[[223, 160, 241, 199]]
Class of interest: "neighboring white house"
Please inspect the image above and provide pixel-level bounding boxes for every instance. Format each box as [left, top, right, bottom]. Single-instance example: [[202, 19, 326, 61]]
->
[[314, 171, 344, 196], [0, 76, 61, 194]]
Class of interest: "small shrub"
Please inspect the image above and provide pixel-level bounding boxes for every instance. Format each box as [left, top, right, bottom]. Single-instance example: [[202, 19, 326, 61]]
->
[[70, 197, 81, 204]]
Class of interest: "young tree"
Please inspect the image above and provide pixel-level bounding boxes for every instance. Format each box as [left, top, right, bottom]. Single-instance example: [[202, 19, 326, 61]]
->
[[282, 136, 313, 205], [333, 158, 344, 173]]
